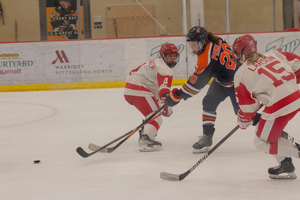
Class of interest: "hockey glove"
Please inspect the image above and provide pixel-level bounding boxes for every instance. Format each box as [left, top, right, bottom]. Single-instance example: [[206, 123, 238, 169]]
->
[[160, 92, 173, 117], [165, 88, 182, 107], [237, 109, 253, 130], [162, 105, 173, 117], [252, 113, 261, 126]]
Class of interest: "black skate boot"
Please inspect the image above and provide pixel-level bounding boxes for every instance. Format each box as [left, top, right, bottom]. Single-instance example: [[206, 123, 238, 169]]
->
[[280, 131, 294, 143], [268, 157, 297, 179], [192, 134, 213, 154]]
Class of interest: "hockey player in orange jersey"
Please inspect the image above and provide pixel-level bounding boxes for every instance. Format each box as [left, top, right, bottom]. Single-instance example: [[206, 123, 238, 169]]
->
[[166, 26, 242, 153]]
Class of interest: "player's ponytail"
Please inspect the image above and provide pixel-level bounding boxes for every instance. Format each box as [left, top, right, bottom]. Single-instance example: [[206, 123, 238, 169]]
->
[[246, 52, 266, 65], [207, 32, 220, 44]]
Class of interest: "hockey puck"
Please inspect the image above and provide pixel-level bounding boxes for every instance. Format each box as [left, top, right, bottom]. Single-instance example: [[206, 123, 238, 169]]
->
[[33, 160, 40, 164]]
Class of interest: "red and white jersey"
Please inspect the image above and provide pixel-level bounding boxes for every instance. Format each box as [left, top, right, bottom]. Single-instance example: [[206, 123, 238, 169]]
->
[[234, 50, 300, 120], [124, 58, 173, 100]]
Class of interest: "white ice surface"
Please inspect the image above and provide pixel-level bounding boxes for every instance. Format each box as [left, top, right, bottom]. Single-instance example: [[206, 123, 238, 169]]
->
[[1, 86, 300, 200]]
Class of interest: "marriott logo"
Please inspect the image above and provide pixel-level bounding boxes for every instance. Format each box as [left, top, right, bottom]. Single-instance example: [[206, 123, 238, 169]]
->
[[52, 50, 69, 64]]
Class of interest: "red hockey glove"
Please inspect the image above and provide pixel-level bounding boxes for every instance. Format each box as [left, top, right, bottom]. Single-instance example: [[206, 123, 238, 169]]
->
[[237, 109, 253, 130], [165, 88, 182, 107]]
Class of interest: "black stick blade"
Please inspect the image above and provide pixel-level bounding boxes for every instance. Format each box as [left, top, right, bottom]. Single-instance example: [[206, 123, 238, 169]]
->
[[160, 172, 180, 181], [76, 147, 90, 158]]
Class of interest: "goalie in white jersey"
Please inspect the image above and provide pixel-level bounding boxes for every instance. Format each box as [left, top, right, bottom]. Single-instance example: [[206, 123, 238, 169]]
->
[[233, 34, 300, 179], [124, 43, 179, 152]]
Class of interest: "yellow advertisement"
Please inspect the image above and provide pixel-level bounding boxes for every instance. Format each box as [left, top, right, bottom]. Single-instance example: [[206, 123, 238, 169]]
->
[[46, 0, 84, 40]]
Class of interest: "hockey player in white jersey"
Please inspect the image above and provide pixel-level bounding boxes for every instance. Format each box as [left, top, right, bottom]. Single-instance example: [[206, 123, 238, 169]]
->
[[124, 43, 179, 152], [233, 34, 300, 179]]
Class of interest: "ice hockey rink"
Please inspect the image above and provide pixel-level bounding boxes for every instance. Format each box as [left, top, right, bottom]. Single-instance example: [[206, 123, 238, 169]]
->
[[1, 85, 300, 200]]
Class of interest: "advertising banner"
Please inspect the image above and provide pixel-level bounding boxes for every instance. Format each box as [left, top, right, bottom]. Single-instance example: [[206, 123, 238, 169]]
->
[[0, 40, 126, 85], [1, 31, 300, 88], [43, 41, 125, 83], [0, 43, 44, 85]]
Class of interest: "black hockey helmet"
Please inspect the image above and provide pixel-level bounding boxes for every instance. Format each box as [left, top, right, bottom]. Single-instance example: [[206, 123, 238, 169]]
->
[[187, 26, 208, 43], [186, 26, 208, 55]]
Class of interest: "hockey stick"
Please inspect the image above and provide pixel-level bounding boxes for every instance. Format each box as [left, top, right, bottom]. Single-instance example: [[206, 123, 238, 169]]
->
[[76, 104, 167, 158], [160, 105, 263, 181], [88, 114, 162, 153], [160, 125, 240, 181]]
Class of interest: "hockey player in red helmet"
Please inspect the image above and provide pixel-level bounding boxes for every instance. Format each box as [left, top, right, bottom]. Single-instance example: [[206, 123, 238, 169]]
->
[[232, 34, 257, 63], [160, 43, 180, 68], [123, 43, 179, 152], [233, 34, 300, 179]]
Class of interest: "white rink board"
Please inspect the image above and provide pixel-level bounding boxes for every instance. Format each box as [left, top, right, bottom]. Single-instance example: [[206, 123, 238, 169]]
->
[[0, 31, 300, 85]]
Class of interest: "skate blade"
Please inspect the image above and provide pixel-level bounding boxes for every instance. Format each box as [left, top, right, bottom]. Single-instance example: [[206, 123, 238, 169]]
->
[[269, 172, 297, 180], [193, 147, 210, 154], [139, 145, 162, 152]]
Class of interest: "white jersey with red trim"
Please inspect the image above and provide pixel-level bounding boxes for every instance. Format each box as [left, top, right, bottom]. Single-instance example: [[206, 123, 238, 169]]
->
[[124, 57, 173, 100], [234, 50, 300, 120]]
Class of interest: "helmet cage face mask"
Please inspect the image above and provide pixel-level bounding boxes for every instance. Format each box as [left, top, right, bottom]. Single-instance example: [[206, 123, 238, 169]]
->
[[233, 46, 246, 63], [187, 41, 200, 55], [186, 26, 208, 55], [187, 39, 208, 55], [162, 54, 180, 68], [198, 40, 207, 52], [160, 43, 179, 68]]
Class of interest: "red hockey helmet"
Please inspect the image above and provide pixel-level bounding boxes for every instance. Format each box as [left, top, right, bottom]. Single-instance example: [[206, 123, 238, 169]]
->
[[160, 43, 179, 55], [160, 43, 179, 68], [232, 34, 257, 62]]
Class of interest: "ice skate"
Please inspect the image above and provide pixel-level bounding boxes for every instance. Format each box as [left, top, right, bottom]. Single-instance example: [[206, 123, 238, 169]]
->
[[138, 132, 162, 152], [280, 131, 294, 143], [193, 134, 213, 154], [296, 143, 300, 157], [268, 157, 297, 179]]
